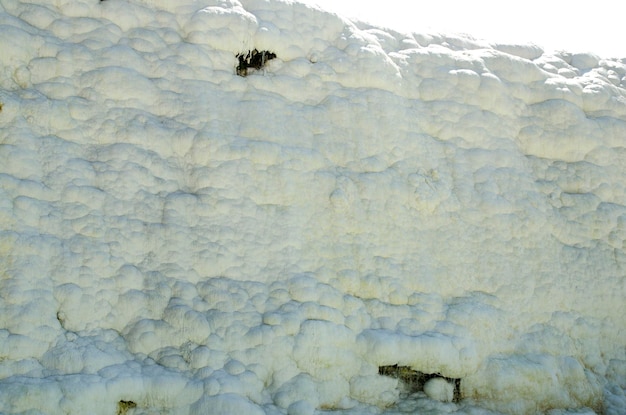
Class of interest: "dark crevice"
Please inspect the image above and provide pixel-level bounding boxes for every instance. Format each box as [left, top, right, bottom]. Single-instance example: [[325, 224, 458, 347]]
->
[[116, 400, 137, 415], [379, 364, 462, 402], [236, 49, 277, 76]]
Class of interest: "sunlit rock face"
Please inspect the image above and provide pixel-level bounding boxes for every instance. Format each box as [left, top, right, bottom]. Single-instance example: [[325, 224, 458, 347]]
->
[[0, 1, 625, 414]]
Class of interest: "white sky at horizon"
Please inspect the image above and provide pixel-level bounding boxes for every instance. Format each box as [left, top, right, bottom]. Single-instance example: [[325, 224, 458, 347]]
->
[[301, 0, 625, 59]]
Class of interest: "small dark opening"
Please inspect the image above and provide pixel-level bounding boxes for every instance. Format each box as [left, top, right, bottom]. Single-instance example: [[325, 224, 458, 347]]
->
[[236, 49, 277, 76], [116, 400, 137, 415], [379, 364, 461, 402]]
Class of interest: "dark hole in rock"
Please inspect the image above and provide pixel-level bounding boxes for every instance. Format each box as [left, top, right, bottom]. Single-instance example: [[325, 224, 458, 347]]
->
[[116, 400, 137, 415], [236, 49, 277, 76], [379, 364, 461, 402]]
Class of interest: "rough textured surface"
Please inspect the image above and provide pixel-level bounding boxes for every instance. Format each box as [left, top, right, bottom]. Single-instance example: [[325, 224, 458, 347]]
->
[[0, 0, 625, 414]]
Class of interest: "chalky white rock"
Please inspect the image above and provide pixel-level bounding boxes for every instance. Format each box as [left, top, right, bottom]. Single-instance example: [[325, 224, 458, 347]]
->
[[423, 377, 454, 403], [0, 0, 625, 414]]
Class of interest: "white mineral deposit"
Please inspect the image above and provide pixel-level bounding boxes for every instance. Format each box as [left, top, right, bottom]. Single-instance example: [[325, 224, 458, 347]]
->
[[0, 0, 624, 414]]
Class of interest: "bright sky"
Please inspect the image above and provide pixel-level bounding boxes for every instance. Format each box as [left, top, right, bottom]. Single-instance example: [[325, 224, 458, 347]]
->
[[302, 0, 625, 59]]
